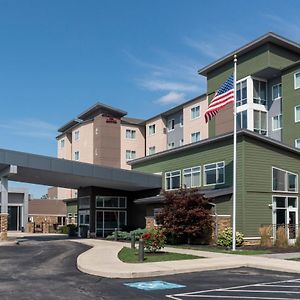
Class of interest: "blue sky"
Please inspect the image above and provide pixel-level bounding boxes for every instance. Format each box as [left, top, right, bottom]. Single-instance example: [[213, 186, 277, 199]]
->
[[1, 0, 299, 197]]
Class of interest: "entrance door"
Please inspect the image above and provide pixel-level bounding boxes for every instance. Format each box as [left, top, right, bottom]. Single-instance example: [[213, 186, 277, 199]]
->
[[8, 206, 20, 231]]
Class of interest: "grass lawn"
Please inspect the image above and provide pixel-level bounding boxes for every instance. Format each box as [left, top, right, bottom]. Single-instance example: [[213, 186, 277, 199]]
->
[[287, 258, 300, 261], [118, 247, 203, 263], [170, 245, 272, 255]]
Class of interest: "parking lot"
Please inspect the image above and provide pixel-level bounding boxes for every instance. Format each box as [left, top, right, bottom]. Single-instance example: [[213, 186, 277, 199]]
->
[[0, 238, 300, 300]]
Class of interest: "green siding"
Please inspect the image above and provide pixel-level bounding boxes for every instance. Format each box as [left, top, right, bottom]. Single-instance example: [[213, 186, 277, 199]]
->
[[66, 201, 77, 216], [282, 65, 300, 146]]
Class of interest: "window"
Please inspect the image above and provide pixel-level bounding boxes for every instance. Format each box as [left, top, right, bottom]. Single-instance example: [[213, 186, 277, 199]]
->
[[236, 79, 247, 106], [272, 167, 298, 192], [79, 211, 90, 226], [272, 115, 282, 131], [191, 132, 200, 143], [148, 124, 156, 135], [148, 146, 156, 155], [179, 139, 184, 146], [60, 139, 65, 148], [183, 166, 201, 188], [254, 110, 267, 135], [95, 127, 99, 135], [74, 151, 80, 161], [126, 129, 136, 139], [191, 106, 200, 119], [167, 119, 175, 131], [125, 150, 136, 161], [74, 130, 80, 141], [153, 208, 162, 225], [180, 115, 183, 127], [237, 110, 247, 129], [253, 79, 267, 105], [204, 161, 225, 186], [272, 83, 282, 100], [95, 196, 127, 208], [295, 105, 300, 123], [295, 72, 300, 89], [295, 139, 300, 149], [168, 142, 175, 149], [165, 170, 181, 190]]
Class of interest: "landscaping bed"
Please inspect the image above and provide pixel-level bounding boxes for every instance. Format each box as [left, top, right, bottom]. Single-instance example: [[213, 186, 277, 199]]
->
[[118, 247, 202, 263]]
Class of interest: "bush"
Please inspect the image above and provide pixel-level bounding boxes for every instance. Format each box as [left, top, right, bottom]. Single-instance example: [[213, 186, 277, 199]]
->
[[275, 226, 288, 248], [217, 227, 244, 247], [142, 227, 166, 252], [58, 226, 69, 234], [259, 226, 273, 247], [295, 231, 300, 247], [106, 228, 146, 241]]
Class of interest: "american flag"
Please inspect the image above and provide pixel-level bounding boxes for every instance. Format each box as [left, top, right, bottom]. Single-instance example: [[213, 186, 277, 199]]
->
[[204, 74, 234, 123]]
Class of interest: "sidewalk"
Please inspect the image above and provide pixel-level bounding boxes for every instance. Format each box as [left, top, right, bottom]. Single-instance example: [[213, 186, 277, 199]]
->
[[73, 239, 300, 278]]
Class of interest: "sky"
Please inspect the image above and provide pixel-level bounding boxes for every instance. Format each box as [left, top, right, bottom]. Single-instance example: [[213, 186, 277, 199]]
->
[[1, 0, 300, 197]]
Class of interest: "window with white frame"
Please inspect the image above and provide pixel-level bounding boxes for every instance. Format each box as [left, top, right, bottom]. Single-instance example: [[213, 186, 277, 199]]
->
[[126, 129, 136, 139], [180, 114, 183, 127], [204, 161, 225, 185], [60, 139, 65, 148], [183, 166, 201, 188], [191, 106, 200, 119], [179, 139, 184, 146], [148, 124, 156, 135], [191, 132, 200, 143], [272, 167, 298, 192], [74, 151, 80, 161], [168, 142, 175, 149], [295, 105, 300, 123], [167, 119, 175, 131], [95, 196, 127, 208], [253, 79, 267, 105], [165, 170, 181, 190], [74, 130, 80, 141], [272, 114, 282, 131], [148, 146, 156, 155], [295, 72, 300, 89], [253, 110, 267, 135], [295, 139, 300, 149], [125, 150, 136, 161], [236, 79, 247, 106], [237, 110, 247, 129], [272, 83, 282, 100]]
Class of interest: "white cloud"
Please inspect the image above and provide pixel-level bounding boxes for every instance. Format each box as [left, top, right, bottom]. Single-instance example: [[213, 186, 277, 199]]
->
[[156, 91, 186, 105], [140, 79, 198, 92], [0, 119, 57, 139]]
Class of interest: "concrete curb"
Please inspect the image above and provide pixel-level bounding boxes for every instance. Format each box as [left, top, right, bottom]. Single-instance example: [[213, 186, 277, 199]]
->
[[74, 239, 300, 279]]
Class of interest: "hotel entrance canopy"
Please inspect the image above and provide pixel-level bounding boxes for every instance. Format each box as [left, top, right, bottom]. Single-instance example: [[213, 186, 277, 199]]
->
[[0, 148, 161, 191]]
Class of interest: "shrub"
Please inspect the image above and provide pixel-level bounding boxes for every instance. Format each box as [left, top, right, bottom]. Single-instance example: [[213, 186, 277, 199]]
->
[[142, 227, 166, 252], [275, 226, 288, 248], [259, 226, 273, 247], [58, 226, 69, 234], [106, 228, 146, 241], [295, 230, 300, 247], [217, 227, 244, 247]]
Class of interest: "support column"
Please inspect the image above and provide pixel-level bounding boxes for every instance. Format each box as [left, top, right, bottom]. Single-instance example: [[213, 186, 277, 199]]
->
[[0, 177, 8, 240]]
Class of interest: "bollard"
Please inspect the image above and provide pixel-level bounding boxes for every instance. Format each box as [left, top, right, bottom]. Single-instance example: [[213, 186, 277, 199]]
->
[[138, 238, 144, 262], [131, 233, 135, 249], [114, 228, 118, 241]]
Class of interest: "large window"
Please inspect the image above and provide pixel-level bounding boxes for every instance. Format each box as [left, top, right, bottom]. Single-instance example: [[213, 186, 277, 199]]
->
[[295, 105, 300, 123], [254, 110, 267, 135], [125, 150, 136, 161], [295, 139, 300, 149], [191, 106, 200, 119], [253, 79, 267, 105], [236, 79, 247, 107], [74, 130, 80, 141], [148, 124, 156, 135], [148, 146, 156, 155], [191, 132, 201, 143], [272, 114, 282, 131], [183, 166, 201, 188], [165, 170, 181, 190], [96, 196, 127, 208], [204, 161, 225, 186], [295, 72, 300, 89], [272, 167, 298, 192], [237, 110, 247, 129], [126, 129, 136, 139], [167, 119, 175, 131], [272, 83, 282, 100]]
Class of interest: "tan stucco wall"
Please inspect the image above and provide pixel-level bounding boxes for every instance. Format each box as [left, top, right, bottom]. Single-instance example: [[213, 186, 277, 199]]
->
[[183, 96, 208, 144], [145, 116, 167, 155], [57, 133, 72, 160], [120, 124, 145, 169]]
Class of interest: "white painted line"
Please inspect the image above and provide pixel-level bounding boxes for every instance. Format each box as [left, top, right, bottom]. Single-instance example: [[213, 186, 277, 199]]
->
[[228, 289, 300, 294], [259, 284, 300, 288], [173, 295, 300, 299]]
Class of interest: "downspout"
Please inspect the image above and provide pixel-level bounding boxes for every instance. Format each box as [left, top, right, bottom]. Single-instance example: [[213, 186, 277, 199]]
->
[[209, 202, 218, 242]]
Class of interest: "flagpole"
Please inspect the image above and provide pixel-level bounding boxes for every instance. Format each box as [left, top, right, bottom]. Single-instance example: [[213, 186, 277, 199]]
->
[[232, 54, 237, 251]]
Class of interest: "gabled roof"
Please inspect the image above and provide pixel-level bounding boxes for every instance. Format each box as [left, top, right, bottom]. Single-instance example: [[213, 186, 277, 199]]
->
[[121, 117, 145, 125], [198, 32, 300, 77]]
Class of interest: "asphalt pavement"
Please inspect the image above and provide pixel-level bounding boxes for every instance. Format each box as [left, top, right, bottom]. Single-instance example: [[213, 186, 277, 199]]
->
[[0, 237, 299, 300]]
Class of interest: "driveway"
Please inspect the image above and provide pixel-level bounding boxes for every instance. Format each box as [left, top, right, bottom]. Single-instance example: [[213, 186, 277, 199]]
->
[[0, 237, 299, 299]]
